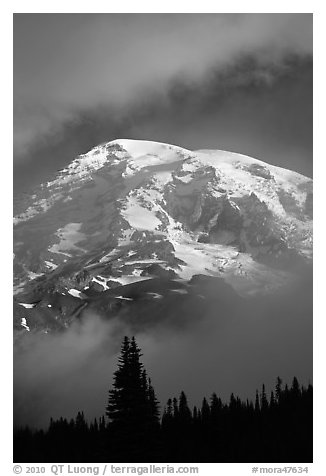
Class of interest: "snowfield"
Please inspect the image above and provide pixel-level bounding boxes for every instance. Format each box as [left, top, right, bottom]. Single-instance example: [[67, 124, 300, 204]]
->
[[13, 139, 313, 299], [49, 223, 86, 257], [121, 196, 162, 231]]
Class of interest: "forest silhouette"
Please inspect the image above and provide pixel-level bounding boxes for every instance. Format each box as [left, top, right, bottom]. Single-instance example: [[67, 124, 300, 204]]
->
[[14, 336, 312, 463]]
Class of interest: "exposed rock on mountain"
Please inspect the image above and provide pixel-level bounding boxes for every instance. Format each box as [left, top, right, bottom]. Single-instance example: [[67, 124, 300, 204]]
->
[[13, 139, 313, 332]]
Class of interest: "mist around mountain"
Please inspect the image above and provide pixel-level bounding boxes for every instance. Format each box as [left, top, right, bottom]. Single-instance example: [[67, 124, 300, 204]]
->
[[13, 139, 313, 462]]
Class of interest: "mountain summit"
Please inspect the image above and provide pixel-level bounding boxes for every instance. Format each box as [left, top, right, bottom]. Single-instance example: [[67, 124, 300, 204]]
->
[[13, 139, 313, 332]]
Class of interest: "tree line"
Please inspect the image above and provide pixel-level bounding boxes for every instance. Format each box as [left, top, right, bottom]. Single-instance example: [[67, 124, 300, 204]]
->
[[14, 336, 312, 463]]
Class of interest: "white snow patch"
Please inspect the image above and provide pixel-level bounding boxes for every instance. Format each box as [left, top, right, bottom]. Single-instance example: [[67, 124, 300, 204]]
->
[[111, 275, 152, 285], [91, 277, 110, 290], [132, 269, 143, 277], [181, 161, 198, 173], [118, 228, 134, 247], [21, 318, 30, 331], [68, 288, 84, 299], [153, 171, 173, 187], [126, 259, 164, 265], [27, 271, 44, 280], [177, 174, 193, 184], [164, 212, 238, 280], [170, 289, 188, 295], [147, 292, 163, 299], [44, 260, 58, 271], [99, 249, 119, 263], [193, 149, 310, 219], [113, 139, 192, 177], [18, 303, 35, 309], [49, 223, 86, 256], [121, 196, 161, 231], [115, 296, 133, 301]]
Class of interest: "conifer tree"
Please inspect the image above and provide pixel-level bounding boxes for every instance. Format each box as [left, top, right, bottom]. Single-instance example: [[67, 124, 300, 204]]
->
[[291, 376, 301, 398], [275, 376, 282, 403], [178, 391, 192, 424], [162, 398, 173, 427], [147, 377, 160, 427], [201, 397, 211, 424], [193, 406, 199, 422], [106, 336, 160, 459], [261, 384, 269, 412], [210, 393, 222, 424], [255, 390, 260, 413], [106, 336, 131, 427], [172, 397, 179, 419], [270, 391, 276, 411], [99, 416, 106, 433], [229, 393, 237, 411]]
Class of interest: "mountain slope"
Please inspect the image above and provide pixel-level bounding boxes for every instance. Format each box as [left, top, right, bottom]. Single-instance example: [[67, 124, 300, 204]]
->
[[13, 139, 313, 332]]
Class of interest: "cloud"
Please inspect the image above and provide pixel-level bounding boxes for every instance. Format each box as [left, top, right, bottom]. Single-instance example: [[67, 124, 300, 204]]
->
[[13, 313, 125, 428], [14, 13, 312, 159], [13, 270, 312, 429], [13, 53, 312, 196]]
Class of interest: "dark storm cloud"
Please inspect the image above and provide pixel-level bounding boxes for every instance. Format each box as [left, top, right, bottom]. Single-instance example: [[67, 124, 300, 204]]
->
[[13, 53, 312, 194], [127, 54, 313, 176], [14, 13, 312, 163]]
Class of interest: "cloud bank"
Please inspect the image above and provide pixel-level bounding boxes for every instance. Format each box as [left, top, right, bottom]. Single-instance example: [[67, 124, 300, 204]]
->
[[14, 270, 312, 429], [14, 13, 312, 159]]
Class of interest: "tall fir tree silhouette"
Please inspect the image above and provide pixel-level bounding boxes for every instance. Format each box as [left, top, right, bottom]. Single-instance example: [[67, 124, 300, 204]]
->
[[106, 336, 160, 461]]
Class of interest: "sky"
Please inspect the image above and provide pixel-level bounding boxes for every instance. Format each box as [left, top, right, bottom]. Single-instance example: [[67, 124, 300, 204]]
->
[[13, 13, 313, 193]]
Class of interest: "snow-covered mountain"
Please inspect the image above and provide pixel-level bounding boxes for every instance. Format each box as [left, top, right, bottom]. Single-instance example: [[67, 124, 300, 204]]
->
[[13, 139, 313, 332]]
